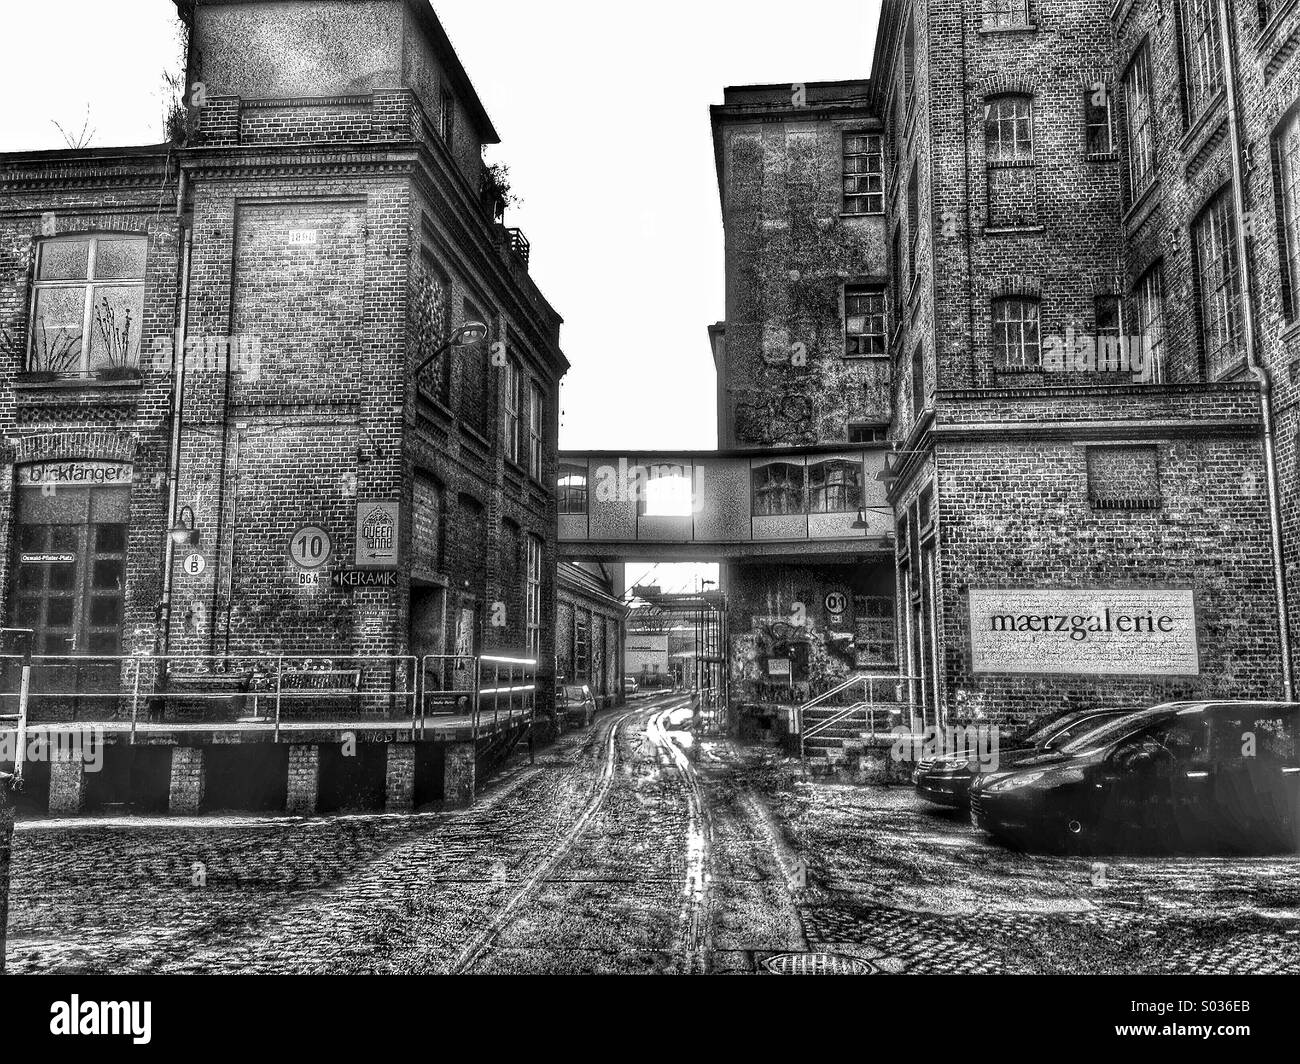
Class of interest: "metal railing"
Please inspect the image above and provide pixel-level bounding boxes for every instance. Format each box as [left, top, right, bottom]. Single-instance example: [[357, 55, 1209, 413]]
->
[[796, 673, 925, 759], [418, 654, 538, 743]]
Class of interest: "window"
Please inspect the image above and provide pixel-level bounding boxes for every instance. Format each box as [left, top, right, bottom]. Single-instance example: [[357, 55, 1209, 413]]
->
[[845, 286, 887, 356], [460, 301, 490, 431], [848, 422, 888, 444], [855, 595, 897, 668], [904, 20, 916, 96], [1193, 188, 1245, 379], [808, 459, 862, 514], [911, 343, 926, 415], [985, 96, 1034, 162], [641, 464, 694, 516], [526, 534, 542, 657], [439, 82, 456, 143], [843, 134, 884, 215], [992, 297, 1041, 369], [1095, 295, 1123, 370], [1180, 0, 1225, 123], [1122, 47, 1157, 196], [558, 463, 588, 515], [504, 357, 521, 463], [28, 234, 147, 375], [1133, 264, 1166, 383], [753, 462, 804, 516], [528, 381, 544, 480], [574, 611, 590, 682], [1084, 84, 1114, 156], [907, 163, 920, 282], [1272, 109, 1300, 321], [983, 0, 1030, 27], [891, 226, 904, 322]]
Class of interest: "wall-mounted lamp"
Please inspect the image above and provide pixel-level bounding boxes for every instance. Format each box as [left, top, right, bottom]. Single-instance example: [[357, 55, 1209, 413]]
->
[[414, 321, 490, 378], [170, 504, 200, 547]]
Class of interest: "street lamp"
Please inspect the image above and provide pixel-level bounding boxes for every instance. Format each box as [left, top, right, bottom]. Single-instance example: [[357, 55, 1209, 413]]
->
[[414, 321, 490, 378], [169, 504, 200, 547]]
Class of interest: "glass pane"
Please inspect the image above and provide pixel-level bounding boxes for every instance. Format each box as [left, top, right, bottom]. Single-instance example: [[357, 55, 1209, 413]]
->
[[16, 599, 40, 626], [88, 631, 120, 654], [47, 598, 74, 627], [89, 596, 122, 626], [17, 566, 43, 591], [92, 559, 123, 590], [95, 524, 127, 553], [18, 525, 44, 551], [94, 237, 147, 280], [87, 286, 144, 369], [30, 287, 86, 372], [51, 526, 78, 551], [48, 565, 76, 592], [38, 239, 90, 281]]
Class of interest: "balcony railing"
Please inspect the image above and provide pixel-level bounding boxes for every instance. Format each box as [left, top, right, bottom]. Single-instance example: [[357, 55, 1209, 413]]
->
[[505, 227, 530, 268]]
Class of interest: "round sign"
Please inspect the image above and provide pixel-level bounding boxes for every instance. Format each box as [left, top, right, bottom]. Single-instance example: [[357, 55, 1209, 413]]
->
[[182, 553, 206, 576], [288, 525, 333, 571], [824, 591, 849, 617]]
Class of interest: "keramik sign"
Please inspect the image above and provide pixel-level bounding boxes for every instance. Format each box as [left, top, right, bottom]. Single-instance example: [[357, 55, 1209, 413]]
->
[[968, 589, 1200, 676]]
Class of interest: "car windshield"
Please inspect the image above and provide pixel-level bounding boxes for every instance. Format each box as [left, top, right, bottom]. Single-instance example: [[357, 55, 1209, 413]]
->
[[563, 686, 587, 700], [1056, 708, 1173, 754]]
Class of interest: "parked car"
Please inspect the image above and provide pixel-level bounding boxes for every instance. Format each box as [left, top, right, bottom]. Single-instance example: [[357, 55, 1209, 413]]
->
[[912, 708, 1128, 808], [623, 676, 639, 697], [970, 701, 1300, 854], [557, 683, 597, 728]]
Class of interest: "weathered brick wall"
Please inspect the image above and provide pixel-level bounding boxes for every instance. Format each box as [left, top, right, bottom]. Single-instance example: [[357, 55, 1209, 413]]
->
[[716, 84, 891, 447]]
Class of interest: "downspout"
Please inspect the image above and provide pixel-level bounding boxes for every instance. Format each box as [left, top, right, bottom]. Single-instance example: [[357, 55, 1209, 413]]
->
[[158, 169, 191, 669], [1218, 0, 1293, 698]]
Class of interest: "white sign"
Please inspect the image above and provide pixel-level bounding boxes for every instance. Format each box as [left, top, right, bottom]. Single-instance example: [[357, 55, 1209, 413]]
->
[[289, 525, 333, 571], [182, 553, 206, 576], [288, 228, 318, 246], [968, 589, 1200, 677], [18, 461, 132, 487], [355, 501, 399, 570], [824, 591, 849, 618]]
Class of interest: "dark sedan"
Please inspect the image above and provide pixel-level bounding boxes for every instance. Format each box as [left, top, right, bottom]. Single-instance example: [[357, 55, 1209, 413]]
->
[[970, 701, 1300, 854], [912, 708, 1127, 808]]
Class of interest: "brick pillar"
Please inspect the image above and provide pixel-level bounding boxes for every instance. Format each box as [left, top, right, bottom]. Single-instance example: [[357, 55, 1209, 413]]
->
[[385, 743, 416, 812], [168, 747, 205, 814], [286, 745, 319, 816], [1, 774, 13, 973], [49, 756, 86, 815], [443, 741, 476, 806]]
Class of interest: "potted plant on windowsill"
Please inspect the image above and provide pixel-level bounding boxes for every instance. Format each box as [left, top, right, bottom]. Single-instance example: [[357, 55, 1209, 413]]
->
[[91, 296, 141, 382]]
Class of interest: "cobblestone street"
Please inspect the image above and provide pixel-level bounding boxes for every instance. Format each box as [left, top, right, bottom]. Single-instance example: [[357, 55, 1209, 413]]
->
[[8, 693, 1300, 975]]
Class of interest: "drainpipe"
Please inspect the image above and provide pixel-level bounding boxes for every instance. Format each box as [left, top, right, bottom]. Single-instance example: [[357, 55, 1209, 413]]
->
[[0, 771, 12, 974], [158, 178, 192, 670], [1218, 0, 1293, 699]]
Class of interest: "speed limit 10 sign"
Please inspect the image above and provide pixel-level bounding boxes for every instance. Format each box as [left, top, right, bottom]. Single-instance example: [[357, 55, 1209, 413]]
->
[[289, 525, 333, 571]]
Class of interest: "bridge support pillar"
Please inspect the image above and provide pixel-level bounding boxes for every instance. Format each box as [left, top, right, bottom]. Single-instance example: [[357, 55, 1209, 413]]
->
[[168, 747, 206, 814], [385, 743, 416, 811], [49, 755, 86, 815], [443, 741, 475, 806], [286, 745, 319, 816]]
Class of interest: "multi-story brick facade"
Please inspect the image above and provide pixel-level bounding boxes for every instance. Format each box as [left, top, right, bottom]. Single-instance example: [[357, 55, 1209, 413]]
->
[[0, 0, 568, 811], [556, 562, 626, 710]]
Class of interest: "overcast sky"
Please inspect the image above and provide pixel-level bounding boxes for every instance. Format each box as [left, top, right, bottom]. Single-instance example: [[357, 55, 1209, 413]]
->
[[0, 0, 880, 592]]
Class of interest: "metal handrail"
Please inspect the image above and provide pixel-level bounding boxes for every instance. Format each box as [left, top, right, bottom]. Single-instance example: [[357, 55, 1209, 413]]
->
[[797, 673, 923, 760]]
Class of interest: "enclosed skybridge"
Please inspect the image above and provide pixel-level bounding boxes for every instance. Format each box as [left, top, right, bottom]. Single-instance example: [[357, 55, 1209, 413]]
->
[[556, 446, 895, 562]]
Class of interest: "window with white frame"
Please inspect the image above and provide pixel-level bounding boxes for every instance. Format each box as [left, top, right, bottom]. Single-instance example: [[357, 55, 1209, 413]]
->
[[28, 234, 147, 375], [1180, 0, 1225, 123], [844, 286, 887, 356], [1133, 264, 1166, 382], [992, 296, 1042, 369], [985, 96, 1034, 162], [983, 0, 1030, 28], [526, 534, 542, 657], [1272, 109, 1300, 321], [504, 356, 521, 464], [1122, 46, 1157, 196], [1193, 189, 1245, 378], [843, 134, 884, 215], [557, 463, 588, 514], [528, 381, 544, 480]]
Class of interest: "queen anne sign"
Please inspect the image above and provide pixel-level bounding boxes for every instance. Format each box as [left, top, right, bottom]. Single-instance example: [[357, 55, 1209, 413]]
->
[[355, 500, 399, 570]]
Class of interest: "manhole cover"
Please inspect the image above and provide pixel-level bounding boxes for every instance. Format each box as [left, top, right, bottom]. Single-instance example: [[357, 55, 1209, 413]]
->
[[762, 952, 878, 975]]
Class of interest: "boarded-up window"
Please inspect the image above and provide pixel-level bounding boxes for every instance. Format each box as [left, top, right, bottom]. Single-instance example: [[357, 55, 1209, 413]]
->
[[1087, 446, 1161, 509]]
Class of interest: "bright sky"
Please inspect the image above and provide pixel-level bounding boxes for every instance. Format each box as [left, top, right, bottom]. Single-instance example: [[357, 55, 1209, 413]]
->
[[0, 0, 881, 592]]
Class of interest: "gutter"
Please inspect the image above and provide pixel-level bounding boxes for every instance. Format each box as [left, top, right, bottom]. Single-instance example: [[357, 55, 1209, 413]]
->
[[1218, 0, 1294, 698]]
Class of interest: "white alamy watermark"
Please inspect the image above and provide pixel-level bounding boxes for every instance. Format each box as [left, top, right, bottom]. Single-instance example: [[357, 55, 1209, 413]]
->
[[50, 997, 151, 1045], [889, 725, 1002, 771], [1042, 329, 1157, 381], [1, 726, 105, 773]]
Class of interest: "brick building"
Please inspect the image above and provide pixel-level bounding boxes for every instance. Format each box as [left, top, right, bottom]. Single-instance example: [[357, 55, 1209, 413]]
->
[[556, 561, 626, 710], [0, 0, 567, 811]]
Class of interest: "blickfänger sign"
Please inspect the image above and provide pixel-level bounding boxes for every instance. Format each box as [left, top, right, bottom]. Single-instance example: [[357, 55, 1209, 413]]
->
[[968, 589, 1200, 676]]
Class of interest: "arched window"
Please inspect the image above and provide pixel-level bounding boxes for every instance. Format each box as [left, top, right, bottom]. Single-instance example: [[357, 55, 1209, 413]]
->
[[808, 459, 863, 514], [29, 233, 147, 376], [753, 462, 805, 516], [557, 463, 588, 514]]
